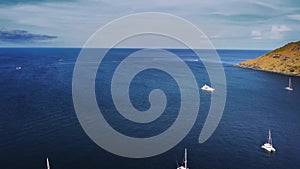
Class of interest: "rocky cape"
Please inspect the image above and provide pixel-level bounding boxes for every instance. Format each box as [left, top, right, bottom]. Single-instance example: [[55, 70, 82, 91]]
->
[[235, 41, 300, 76]]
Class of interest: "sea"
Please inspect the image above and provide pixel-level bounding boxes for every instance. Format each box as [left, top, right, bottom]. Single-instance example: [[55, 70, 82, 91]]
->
[[0, 48, 299, 169]]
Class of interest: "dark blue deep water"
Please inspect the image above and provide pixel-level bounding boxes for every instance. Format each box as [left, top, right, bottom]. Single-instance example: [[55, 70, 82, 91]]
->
[[0, 48, 300, 169]]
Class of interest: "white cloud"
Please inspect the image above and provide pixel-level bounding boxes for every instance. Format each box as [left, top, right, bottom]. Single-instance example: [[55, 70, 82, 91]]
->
[[288, 14, 300, 21], [251, 30, 262, 39], [271, 25, 291, 33], [251, 25, 292, 40], [269, 25, 291, 39], [211, 34, 221, 39]]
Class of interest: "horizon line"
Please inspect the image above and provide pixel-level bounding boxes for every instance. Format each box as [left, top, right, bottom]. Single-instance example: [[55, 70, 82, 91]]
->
[[0, 47, 272, 50]]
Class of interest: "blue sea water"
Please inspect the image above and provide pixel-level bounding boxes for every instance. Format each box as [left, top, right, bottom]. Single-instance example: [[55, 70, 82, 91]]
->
[[0, 48, 300, 169]]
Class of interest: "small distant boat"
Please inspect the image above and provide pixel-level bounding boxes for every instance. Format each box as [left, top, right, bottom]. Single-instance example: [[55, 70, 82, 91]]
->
[[46, 158, 50, 169], [285, 77, 293, 91], [177, 148, 189, 169], [261, 129, 276, 152], [15, 66, 22, 70], [201, 84, 215, 92]]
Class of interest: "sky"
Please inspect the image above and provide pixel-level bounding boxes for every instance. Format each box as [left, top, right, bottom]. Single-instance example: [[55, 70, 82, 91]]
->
[[0, 0, 299, 49]]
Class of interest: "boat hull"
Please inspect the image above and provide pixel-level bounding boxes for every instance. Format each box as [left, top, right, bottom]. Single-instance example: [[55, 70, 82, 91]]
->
[[261, 143, 276, 152], [201, 84, 215, 92]]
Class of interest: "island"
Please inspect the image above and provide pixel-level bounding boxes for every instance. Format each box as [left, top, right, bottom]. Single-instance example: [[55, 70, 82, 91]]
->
[[235, 41, 300, 76]]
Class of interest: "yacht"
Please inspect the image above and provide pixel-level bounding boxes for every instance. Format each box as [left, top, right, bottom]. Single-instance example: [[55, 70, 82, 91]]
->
[[201, 84, 215, 92], [285, 77, 293, 91], [261, 130, 276, 152], [177, 148, 188, 169]]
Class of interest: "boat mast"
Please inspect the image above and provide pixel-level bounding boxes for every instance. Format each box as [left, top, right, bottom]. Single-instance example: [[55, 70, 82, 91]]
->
[[268, 130, 272, 145], [289, 77, 292, 88], [184, 148, 187, 169], [47, 158, 50, 169]]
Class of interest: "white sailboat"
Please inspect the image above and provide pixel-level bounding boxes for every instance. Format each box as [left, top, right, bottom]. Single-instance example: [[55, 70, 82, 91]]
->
[[177, 148, 188, 169], [261, 130, 276, 152], [285, 77, 293, 91], [46, 158, 50, 169], [201, 84, 215, 92]]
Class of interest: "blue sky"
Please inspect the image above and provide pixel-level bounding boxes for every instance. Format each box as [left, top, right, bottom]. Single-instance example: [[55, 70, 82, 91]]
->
[[0, 0, 299, 49]]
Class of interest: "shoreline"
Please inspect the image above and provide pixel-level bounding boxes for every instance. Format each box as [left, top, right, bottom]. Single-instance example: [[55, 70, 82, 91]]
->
[[234, 63, 300, 77]]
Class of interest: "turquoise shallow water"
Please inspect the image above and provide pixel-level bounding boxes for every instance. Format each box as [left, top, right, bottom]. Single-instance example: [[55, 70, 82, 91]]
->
[[0, 48, 299, 169]]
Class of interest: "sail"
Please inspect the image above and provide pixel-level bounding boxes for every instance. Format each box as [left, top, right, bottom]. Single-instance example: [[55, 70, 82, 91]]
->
[[177, 148, 189, 169], [285, 77, 293, 91], [46, 158, 50, 169], [268, 130, 272, 145], [184, 148, 187, 169]]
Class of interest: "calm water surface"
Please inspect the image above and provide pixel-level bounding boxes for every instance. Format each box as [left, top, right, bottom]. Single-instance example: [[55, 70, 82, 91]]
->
[[0, 48, 299, 169]]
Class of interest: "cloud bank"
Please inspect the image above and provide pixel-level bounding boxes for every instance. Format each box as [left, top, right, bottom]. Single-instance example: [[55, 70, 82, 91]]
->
[[251, 25, 292, 40], [0, 28, 57, 43]]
